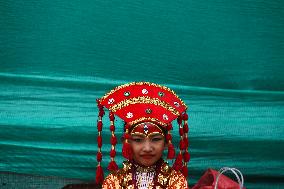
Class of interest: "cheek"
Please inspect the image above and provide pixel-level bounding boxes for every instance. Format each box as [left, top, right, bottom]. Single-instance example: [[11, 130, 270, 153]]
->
[[130, 143, 141, 154], [156, 142, 166, 154]]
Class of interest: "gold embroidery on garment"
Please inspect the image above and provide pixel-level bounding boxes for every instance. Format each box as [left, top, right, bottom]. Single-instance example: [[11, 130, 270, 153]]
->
[[110, 96, 180, 116], [102, 160, 189, 189], [157, 161, 171, 187], [99, 82, 187, 109], [122, 161, 131, 172]]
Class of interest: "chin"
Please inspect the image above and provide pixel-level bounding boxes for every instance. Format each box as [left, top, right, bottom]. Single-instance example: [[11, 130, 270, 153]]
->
[[140, 159, 159, 167], [142, 162, 155, 167]]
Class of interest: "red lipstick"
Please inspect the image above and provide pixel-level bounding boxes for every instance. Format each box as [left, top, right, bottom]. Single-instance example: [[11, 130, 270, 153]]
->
[[140, 155, 154, 159]]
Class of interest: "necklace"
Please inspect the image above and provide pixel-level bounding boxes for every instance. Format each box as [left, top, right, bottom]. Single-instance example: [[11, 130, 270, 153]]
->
[[131, 159, 163, 189]]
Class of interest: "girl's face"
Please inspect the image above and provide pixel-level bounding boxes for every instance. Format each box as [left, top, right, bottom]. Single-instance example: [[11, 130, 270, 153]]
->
[[129, 122, 166, 167]]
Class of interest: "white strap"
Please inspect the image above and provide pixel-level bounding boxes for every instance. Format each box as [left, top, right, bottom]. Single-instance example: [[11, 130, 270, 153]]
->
[[214, 167, 244, 189]]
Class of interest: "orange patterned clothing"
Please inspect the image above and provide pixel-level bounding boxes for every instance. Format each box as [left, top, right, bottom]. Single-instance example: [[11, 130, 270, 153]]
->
[[102, 159, 189, 189]]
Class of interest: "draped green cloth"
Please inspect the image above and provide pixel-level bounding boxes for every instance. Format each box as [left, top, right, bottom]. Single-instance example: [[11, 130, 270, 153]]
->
[[1, 1, 283, 188]]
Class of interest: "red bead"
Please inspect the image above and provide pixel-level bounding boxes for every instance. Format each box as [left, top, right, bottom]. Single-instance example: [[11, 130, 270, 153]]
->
[[97, 136, 102, 148], [183, 123, 189, 133], [124, 133, 130, 140], [182, 166, 188, 177], [109, 112, 115, 121], [183, 113, 188, 120], [124, 124, 130, 130], [110, 149, 116, 157], [179, 128, 184, 136], [166, 134, 172, 141], [110, 125, 115, 132], [167, 143, 175, 159], [111, 136, 117, 145], [177, 116, 182, 125], [183, 137, 189, 148], [179, 140, 185, 150], [96, 100, 103, 109], [167, 124, 173, 131], [99, 110, 105, 117], [97, 121, 103, 131], [97, 152, 102, 161], [184, 151, 190, 162]]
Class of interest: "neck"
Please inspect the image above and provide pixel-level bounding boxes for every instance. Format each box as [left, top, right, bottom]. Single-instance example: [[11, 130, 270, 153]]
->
[[131, 158, 163, 168]]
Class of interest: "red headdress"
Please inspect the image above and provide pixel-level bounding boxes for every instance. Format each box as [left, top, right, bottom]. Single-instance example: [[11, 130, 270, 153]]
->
[[95, 82, 189, 184]]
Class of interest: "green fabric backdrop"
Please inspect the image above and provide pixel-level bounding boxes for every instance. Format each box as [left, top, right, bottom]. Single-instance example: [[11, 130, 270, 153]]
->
[[1, 1, 284, 188]]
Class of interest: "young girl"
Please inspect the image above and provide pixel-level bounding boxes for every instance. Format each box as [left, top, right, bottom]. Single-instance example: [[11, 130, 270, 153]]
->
[[95, 82, 190, 189]]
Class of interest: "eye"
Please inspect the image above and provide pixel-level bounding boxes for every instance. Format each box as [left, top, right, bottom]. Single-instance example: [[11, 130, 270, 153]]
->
[[152, 137, 162, 142], [132, 138, 142, 143]]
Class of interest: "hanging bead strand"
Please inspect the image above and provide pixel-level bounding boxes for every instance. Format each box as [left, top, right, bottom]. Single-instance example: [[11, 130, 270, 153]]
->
[[95, 101, 105, 184], [182, 112, 190, 177], [173, 115, 184, 171], [107, 111, 118, 171], [166, 123, 175, 159], [122, 123, 132, 159]]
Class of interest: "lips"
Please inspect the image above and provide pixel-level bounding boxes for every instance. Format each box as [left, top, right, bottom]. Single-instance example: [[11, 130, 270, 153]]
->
[[140, 154, 155, 159]]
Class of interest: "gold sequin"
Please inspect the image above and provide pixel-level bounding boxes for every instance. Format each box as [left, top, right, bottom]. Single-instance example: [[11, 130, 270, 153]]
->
[[110, 96, 180, 116], [99, 82, 187, 109], [129, 117, 167, 127]]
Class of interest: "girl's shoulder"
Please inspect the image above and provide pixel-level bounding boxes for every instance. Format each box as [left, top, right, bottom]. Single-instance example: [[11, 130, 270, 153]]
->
[[158, 161, 188, 188]]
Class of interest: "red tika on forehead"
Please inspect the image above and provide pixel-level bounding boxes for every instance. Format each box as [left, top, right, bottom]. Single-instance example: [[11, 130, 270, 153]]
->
[[130, 122, 164, 137]]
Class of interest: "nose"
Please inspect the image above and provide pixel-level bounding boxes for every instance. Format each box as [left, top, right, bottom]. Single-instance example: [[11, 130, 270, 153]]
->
[[142, 140, 153, 152]]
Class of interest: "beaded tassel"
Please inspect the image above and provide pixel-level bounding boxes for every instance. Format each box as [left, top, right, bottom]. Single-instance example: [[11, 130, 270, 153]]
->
[[182, 112, 190, 177], [173, 116, 184, 171], [107, 112, 118, 171], [166, 123, 175, 159], [96, 101, 105, 184], [122, 123, 132, 159]]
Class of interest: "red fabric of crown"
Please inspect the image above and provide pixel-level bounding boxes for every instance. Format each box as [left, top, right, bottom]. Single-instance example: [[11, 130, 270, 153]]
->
[[95, 82, 190, 184]]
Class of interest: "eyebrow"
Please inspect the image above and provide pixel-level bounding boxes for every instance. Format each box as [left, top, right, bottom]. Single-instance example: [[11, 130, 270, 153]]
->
[[148, 133, 164, 138], [131, 134, 145, 138]]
